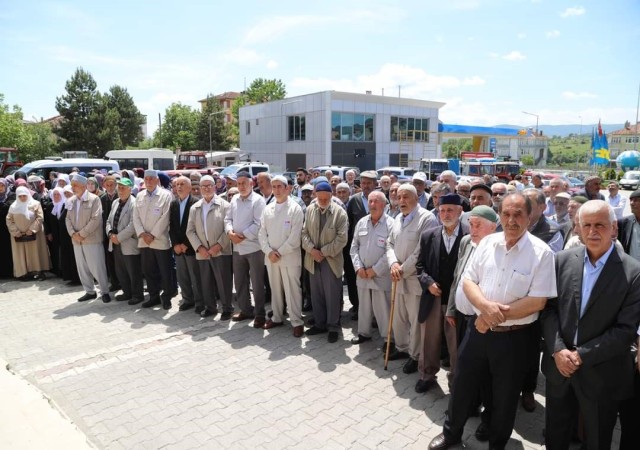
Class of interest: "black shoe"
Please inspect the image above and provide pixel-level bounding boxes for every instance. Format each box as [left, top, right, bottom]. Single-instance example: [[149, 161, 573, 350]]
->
[[200, 308, 217, 318], [428, 433, 460, 450], [328, 331, 339, 343], [108, 284, 121, 292], [194, 305, 205, 314], [306, 317, 316, 326], [302, 303, 312, 312], [162, 299, 172, 310], [178, 303, 195, 311], [386, 348, 410, 361], [18, 275, 31, 282], [267, 310, 274, 318], [475, 421, 489, 442], [115, 294, 131, 302], [415, 378, 437, 394], [66, 280, 81, 286], [141, 298, 161, 308], [305, 326, 328, 336], [521, 392, 536, 412], [35, 272, 46, 281], [403, 358, 418, 374], [441, 357, 451, 369], [128, 297, 144, 305], [102, 294, 111, 303], [220, 312, 232, 321], [170, 290, 179, 298], [350, 334, 372, 345], [382, 342, 396, 353], [372, 319, 378, 329], [77, 293, 97, 302]]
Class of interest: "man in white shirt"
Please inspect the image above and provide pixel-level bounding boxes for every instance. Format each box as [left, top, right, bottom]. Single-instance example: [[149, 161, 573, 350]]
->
[[607, 180, 627, 221], [429, 193, 557, 450]]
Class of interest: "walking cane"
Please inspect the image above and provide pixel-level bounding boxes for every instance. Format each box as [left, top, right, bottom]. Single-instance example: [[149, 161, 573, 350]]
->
[[384, 281, 397, 370]]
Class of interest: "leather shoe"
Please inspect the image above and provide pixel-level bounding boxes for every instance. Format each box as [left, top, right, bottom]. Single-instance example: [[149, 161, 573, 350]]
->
[[77, 293, 97, 302], [194, 305, 205, 314], [521, 392, 536, 412], [428, 433, 460, 450], [161, 299, 172, 310], [475, 421, 489, 442], [305, 326, 328, 336], [350, 334, 372, 345], [102, 294, 111, 303], [327, 331, 339, 343], [128, 297, 144, 305], [232, 312, 254, 322], [220, 312, 232, 321], [115, 294, 131, 302], [415, 378, 436, 393], [253, 316, 266, 328], [263, 320, 283, 330], [386, 348, 410, 361], [200, 308, 217, 318], [178, 303, 195, 311], [293, 325, 304, 338], [141, 298, 161, 308], [403, 358, 418, 374]]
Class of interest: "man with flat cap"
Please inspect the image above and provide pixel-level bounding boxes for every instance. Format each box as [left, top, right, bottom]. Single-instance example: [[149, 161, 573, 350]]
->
[[66, 174, 111, 303], [460, 183, 494, 228], [415, 193, 468, 392], [133, 169, 174, 310]]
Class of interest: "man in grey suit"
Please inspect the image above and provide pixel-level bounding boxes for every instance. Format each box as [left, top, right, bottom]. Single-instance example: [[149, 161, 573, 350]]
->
[[105, 178, 143, 305], [541, 200, 640, 450]]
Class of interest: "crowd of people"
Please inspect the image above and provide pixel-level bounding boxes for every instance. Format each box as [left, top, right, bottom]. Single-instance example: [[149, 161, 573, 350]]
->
[[1, 165, 639, 450]]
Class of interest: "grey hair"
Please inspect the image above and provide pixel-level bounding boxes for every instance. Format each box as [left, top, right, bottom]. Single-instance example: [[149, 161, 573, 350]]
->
[[522, 188, 545, 206], [367, 190, 387, 202], [440, 170, 457, 179], [433, 183, 452, 195], [578, 200, 616, 225]]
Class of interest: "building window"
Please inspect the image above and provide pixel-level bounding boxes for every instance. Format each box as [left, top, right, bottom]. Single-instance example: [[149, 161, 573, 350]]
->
[[331, 112, 374, 141], [389, 153, 409, 166], [246, 121, 250, 135], [390, 116, 430, 142], [288, 115, 305, 141]]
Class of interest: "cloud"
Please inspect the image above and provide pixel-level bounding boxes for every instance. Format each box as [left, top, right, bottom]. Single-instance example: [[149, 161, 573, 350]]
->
[[502, 51, 526, 61], [266, 59, 278, 69], [560, 7, 586, 18], [546, 30, 561, 39], [562, 91, 597, 100]]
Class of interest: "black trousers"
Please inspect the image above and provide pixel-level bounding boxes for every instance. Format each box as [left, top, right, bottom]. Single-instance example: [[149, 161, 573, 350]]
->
[[342, 245, 358, 309], [104, 238, 119, 289], [619, 364, 640, 450], [521, 320, 541, 393], [140, 248, 173, 302], [112, 245, 143, 300], [444, 324, 531, 449]]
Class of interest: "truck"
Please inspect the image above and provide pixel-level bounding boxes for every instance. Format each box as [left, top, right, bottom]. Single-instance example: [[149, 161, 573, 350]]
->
[[0, 147, 24, 176], [176, 150, 243, 170]]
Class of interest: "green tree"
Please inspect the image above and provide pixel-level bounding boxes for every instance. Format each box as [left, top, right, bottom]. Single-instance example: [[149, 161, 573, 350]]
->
[[441, 138, 472, 158], [196, 94, 229, 151], [521, 155, 535, 167], [230, 78, 287, 144], [104, 85, 145, 147], [0, 93, 28, 149], [153, 103, 199, 151]]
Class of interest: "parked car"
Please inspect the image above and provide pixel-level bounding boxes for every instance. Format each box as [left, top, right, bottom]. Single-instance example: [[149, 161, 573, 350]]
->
[[311, 165, 360, 180], [220, 161, 270, 178], [620, 170, 640, 190], [376, 166, 417, 179]]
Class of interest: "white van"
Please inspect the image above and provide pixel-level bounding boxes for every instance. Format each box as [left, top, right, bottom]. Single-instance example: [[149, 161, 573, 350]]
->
[[18, 159, 120, 181], [105, 148, 175, 171], [220, 161, 270, 178]]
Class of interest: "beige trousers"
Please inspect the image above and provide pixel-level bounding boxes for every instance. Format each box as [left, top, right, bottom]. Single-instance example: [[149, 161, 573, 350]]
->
[[392, 293, 422, 360]]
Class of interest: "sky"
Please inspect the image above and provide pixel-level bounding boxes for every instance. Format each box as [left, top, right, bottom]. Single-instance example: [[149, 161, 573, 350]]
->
[[2, 0, 639, 137]]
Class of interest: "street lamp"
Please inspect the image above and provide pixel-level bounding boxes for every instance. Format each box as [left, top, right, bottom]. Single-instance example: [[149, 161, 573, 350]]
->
[[209, 111, 225, 152], [522, 111, 539, 136]]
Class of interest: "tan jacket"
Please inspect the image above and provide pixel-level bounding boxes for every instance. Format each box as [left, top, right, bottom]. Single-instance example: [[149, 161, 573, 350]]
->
[[105, 196, 139, 255], [65, 191, 104, 245], [133, 187, 172, 250], [186, 196, 231, 260], [259, 197, 304, 267], [301, 202, 348, 278]]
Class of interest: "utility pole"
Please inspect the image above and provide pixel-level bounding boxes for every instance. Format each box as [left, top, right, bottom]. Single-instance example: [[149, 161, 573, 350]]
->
[[158, 113, 162, 148]]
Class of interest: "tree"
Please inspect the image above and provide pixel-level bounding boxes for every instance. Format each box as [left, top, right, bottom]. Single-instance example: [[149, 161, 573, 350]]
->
[[104, 85, 145, 147], [195, 94, 229, 151], [153, 103, 199, 151], [441, 138, 472, 158], [520, 155, 535, 167]]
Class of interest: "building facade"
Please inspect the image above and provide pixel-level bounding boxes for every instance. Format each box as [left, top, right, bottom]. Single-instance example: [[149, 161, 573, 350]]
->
[[608, 121, 640, 159], [238, 91, 444, 172], [198, 91, 241, 124]]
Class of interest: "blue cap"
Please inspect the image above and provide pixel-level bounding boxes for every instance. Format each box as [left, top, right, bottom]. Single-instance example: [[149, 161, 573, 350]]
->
[[315, 182, 332, 193]]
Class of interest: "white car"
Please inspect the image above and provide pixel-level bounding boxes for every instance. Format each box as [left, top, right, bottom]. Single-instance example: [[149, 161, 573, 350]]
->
[[620, 171, 640, 190]]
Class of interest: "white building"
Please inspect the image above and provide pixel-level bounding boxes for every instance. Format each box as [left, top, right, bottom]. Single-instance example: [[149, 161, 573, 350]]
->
[[239, 90, 445, 172]]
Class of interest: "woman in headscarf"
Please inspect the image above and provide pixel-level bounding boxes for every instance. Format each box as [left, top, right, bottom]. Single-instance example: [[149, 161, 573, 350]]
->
[[56, 173, 70, 189], [87, 177, 103, 197], [215, 176, 226, 195], [0, 178, 15, 278], [58, 186, 81, 285], [44, 187, 65, 277], [5, 186, 50, 281]]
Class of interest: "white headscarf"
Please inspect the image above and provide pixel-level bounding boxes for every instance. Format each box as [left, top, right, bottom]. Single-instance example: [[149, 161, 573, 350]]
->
[[56, 173, 70, 187], [50, 187, 66, 218], [63, 185, 75, 210], [9, 186, 37, 219]]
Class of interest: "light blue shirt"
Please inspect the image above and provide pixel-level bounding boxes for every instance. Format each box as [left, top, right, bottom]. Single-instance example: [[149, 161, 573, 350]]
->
[[178, 196, 189, 223], [580, 243, 615, 318]]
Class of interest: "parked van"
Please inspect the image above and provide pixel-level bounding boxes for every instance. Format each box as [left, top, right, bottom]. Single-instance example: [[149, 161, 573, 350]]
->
[[220, 161, 270, 178], [105, 148, 175, 171], [18, 158, 120, 181]]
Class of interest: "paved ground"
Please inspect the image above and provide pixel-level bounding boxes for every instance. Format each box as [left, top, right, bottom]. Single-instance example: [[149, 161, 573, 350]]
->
[[0, 276, 619, 449]]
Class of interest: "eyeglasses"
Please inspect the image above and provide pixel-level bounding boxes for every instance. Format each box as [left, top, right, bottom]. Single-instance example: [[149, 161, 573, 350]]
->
[[200, 184, 215, 189]]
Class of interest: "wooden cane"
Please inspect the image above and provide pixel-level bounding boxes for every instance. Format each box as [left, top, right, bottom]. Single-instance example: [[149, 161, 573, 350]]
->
[[384, 281, 398, 370]]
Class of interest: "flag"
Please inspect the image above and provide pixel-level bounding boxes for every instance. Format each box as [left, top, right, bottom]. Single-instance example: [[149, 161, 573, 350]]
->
[[591, 120, 610, 164]]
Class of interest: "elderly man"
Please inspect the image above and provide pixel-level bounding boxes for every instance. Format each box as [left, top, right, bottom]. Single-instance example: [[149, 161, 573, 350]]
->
[[345, 169, 357, 194], [105, 177, 143, 305], [335, 182, 351, 206], [388, 182, 401, 218], [301, 181, 348, 343], [412, 172, 430, 208], [255, 172, 275, 205], [380, 175, 392, 199], [440, 170, 470, 211], [258, 175, 305, 336], [66, 174, 111, 303], [415, 193, 468, 392], [429, 193, 557, 450], [531, 172, 544, 189], [544, 177, 565, 217], [541, 200, 640, 450], [224, 171, 267, 327], [186, 175, 233, 319], [607, 180, 627, 221], [551, 192, 571, 226], [461, 183, 494, 227], [101, 175, 120, 292], [345, 170, 379, 320], [169, 176, 202, 313], [133, 169, 174, 310], [349, 190, 393, 345], [329, 175, 341, 196], [618, 189, 640, 261], [490, 182, 508, 213], [386, 184, 438, 368], [523, 188, 564, 253], [429, 183, 452, 222], [456, 181, 471, 199], [576, 175, 605, 201]]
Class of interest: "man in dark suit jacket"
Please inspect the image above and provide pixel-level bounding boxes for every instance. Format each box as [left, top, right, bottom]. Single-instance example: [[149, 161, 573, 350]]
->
[[344, 170, 379, 320], [169, 176, 203, 313], [541, 200, 640, 450], [618, 188, 640, 260], [415, 194, 468, 393]]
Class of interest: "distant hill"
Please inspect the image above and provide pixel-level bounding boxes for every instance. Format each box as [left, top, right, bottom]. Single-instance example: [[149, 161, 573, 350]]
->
[[494, 123, 624, 137]]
